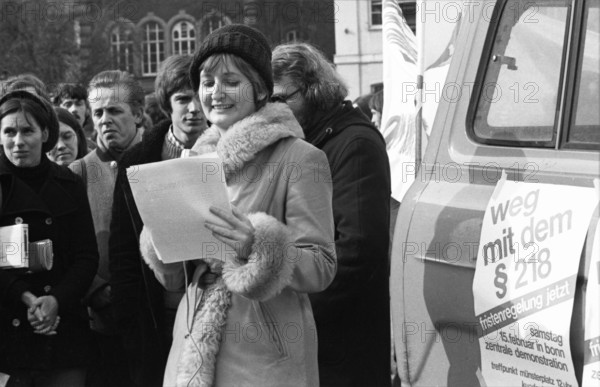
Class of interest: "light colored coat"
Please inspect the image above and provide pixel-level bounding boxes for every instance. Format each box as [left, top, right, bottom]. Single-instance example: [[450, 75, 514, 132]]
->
[[140, 103, 336, 387]]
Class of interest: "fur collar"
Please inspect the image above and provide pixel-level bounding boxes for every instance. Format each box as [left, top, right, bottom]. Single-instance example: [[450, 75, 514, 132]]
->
[[192, 102, 303, 173]]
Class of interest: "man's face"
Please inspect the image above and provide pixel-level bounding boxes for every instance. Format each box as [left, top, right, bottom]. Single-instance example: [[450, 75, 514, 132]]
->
[[60, 98, 87, 127], [273, 75, 308, 127], [88, 86, 141, 150], [169, 88, 207, 146]]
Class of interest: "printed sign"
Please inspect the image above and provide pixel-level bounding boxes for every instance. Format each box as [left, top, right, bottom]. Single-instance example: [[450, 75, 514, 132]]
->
[[473, 175, 597, 387], [583, 219, 600, 387]]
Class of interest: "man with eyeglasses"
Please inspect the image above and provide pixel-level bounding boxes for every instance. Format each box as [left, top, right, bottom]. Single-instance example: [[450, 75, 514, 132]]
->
[[272, 42, 392, 387]]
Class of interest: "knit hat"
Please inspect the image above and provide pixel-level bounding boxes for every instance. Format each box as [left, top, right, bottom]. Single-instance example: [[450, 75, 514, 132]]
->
[[0, 90, 59, 152], [190, 24, 273, 96]]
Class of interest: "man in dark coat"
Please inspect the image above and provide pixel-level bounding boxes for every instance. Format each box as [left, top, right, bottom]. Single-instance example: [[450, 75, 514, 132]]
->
[[109, 54, 209, 386], [69, 70, 145, 387], [272, 43, 392, 387]]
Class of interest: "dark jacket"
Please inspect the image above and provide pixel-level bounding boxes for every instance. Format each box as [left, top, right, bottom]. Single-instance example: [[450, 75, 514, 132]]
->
[[108, 120, 174, 387], [0, 154, 98, 370], [307, 101, 392, 387]]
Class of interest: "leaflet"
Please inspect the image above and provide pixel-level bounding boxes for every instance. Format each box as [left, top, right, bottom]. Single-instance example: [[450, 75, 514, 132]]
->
[[127, 156, 231, 263], [473, 173, 597, 387]]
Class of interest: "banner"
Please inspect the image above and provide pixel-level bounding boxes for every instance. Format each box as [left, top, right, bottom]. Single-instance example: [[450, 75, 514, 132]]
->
[[473, 173, 597, 387], [382, 0, 417, 201], [382, 0, 462, 201]]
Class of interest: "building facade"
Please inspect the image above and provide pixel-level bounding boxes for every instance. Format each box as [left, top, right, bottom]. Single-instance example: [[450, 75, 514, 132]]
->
[[334, 0, 415, 100], [79, 0, 336, 92]]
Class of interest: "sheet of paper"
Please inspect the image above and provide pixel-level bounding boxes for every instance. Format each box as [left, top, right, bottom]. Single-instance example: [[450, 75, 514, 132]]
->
[[127, 156, 232, 263]]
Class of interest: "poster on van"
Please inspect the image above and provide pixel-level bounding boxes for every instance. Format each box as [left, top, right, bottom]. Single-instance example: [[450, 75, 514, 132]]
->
[[473, 174, 597, 387], [583, 220, 600, 387]]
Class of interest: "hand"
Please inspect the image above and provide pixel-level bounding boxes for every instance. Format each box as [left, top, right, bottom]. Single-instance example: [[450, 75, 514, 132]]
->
[[27, 295, 59, 335], [21, 291, 44, 322], [205, 206, 255, 260]]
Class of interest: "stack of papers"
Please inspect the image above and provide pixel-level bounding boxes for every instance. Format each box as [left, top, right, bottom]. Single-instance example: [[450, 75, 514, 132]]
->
[[127, 155, 231, 263]]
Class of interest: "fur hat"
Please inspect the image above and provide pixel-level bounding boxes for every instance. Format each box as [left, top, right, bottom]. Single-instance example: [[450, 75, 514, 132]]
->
[[190, 24, 273, 95], [0, 90, 59, 152]]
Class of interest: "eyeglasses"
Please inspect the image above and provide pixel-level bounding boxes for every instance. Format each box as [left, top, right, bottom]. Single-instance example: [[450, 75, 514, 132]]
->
[[270, 88, 302, 103]]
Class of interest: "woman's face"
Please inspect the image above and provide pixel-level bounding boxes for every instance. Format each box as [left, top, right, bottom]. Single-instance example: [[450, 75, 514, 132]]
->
[[199, 58, 257, 131], [47, 122, 79, 166], [1, 111, 49, 168]]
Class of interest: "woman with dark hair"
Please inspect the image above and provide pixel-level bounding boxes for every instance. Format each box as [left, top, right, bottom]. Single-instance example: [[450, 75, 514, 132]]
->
[[0, 90, 98, 386], [137, 25, 336, 386], [46, 107, 89, 166]]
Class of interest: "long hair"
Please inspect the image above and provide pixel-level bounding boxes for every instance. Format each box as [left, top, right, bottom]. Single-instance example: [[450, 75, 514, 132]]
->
[[54, 107, 89, 159], [199, 53, 269, 110], [272, 43, 348, 112], [155, 55, 194, 117]]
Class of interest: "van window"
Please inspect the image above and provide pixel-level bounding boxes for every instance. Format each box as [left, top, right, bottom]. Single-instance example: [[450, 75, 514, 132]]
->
[[566, 2, 600, 147], [472, 0, 570, 146], [471, 0, 599, 150]]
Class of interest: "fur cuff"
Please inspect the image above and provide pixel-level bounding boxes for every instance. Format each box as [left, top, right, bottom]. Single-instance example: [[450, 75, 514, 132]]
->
[[222, 212, 294, 301], [139, 226, 181, 275]]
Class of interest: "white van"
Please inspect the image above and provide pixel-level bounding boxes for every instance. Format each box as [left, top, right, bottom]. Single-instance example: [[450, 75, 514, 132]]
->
[[391, 0, 599, 386]]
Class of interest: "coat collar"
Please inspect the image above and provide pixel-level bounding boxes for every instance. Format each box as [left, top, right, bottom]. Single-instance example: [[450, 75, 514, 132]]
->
[[306, 100, 377, 148], [192, 102, 303, 173], [138, 120, 172, 161], [0, 160, 79, 217]]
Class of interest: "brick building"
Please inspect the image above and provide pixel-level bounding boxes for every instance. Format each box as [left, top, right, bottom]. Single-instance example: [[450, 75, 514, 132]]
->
[[78, 0, 336, 92]]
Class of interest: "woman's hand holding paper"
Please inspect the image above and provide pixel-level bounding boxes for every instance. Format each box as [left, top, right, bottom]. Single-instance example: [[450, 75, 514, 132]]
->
[[205, 206, 255, 261]]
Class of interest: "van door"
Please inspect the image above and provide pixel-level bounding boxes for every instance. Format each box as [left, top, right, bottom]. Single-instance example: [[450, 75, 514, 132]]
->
[[391, 0, 599, 386]]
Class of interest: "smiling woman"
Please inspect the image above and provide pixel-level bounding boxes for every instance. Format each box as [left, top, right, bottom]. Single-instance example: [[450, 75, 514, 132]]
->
[[136, 24, 337, 387]]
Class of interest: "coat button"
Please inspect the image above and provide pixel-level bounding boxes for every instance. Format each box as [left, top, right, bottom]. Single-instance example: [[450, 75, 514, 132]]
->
[[110, 161, 118, 169], [15, 217, 23, 224], [325, 127, 333, 135], [44, 285, 52, 293], [45, 218, 53, 225], [12, 318, 20, 327]]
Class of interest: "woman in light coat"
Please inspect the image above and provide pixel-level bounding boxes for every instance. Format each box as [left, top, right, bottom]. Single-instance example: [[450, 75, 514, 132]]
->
[[140, 24, 336, 387]]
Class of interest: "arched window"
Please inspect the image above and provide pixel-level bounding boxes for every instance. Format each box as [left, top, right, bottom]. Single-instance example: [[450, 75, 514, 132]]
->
[[201, 13, 225, 39], [142, 21, 165, 76], [110, 26, 134, 73], [172, 21, 196, 55]]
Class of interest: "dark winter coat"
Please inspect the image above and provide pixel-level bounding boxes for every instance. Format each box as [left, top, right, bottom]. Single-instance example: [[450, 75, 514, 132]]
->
[[108, 120, 176, 387], [0, 153, 98, 370], [306, 101, 392, 387]]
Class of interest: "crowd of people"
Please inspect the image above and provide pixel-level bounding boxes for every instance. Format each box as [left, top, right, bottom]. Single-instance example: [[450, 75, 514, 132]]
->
[[0, 24, 392, 387]]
